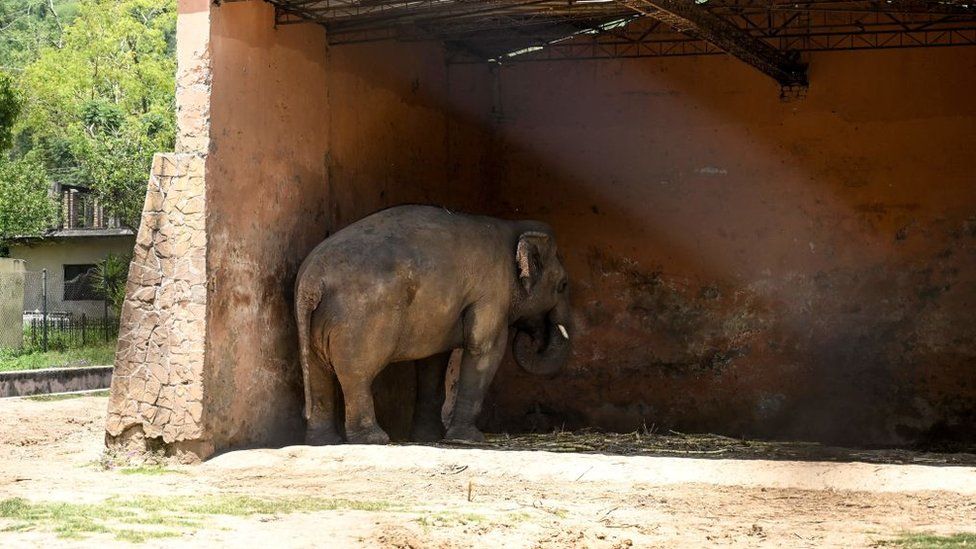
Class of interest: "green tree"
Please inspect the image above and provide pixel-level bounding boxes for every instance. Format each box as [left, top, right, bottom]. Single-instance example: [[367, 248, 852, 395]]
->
[[91, 251, 130, 313], [17, 0, 176, 228], [0, 0, 78, 70], [0, 71, 20, 151], [0, 154, 58, 240]]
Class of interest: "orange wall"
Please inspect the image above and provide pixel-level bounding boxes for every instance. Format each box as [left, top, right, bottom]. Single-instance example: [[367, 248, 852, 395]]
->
[[204, 1, 491, 448], [478, 47, 976, 445], [206, 2, 332, 448], [204, 0, 976, 447], [324, 42, 493, 226]]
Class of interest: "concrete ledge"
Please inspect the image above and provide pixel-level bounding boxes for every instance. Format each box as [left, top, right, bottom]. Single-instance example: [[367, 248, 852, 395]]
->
[[0, 366, 114, 398]]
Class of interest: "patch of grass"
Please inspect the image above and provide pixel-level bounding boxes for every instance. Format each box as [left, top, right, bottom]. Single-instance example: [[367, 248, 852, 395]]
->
[[878, 533, 976, 548], [0, 343, 115, 372], [118, 465, 184, 476], [144, 495, 397, 515], [112, 529, 182, 544], [0, 497, 181, 541], [0, 495, 399, 543], [413, 510, 539, 533], [507, 511, 533, 523], [26, 390, 109, 402], [416, 511, 489, 530]]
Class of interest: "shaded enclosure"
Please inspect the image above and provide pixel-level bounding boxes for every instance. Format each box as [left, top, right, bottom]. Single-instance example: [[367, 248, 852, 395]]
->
[[107, 0, 976, 458]]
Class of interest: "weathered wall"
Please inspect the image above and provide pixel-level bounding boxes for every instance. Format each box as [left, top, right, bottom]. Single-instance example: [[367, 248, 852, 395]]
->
[[1, 366, 113, 398], [203, 1, 490, 448], [325, 42, 492, 227], [111, 0, 976, 455], [205, 0, 331, 449], [476, 47, 976, 446]]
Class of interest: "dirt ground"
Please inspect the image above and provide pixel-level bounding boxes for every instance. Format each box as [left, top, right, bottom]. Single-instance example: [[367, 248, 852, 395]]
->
[[1, 395, 975, 548]]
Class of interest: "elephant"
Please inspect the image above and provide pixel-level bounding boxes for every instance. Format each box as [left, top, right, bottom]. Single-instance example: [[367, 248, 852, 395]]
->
[[294, 205, 572, 444]]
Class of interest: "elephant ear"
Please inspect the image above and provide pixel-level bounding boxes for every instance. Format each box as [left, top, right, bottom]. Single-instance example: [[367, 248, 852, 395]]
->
[[516, 231, 550, 292]]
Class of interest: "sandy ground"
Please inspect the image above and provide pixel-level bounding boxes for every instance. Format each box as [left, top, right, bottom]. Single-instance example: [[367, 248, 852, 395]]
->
[[1, 395, 975, 548]]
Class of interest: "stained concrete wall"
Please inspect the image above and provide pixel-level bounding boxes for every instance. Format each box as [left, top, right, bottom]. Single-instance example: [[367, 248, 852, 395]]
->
[[325, 41, 493, 226], [476, 48, 976, 446], [202, 1, 491, 449], [110, 0, 976, 456], [204, 1, 331, 449], [1, 366, 113, 398]]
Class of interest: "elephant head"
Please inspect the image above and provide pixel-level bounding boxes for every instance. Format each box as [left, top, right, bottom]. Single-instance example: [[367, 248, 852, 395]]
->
[[512, 230, 571, 377]]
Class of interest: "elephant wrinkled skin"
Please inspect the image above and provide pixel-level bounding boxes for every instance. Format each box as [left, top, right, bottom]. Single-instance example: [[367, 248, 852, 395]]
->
[[295, 205, 572, 445]]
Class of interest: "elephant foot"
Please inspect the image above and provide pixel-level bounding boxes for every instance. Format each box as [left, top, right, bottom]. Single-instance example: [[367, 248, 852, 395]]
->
[[305, 425, 343, 446], [346, 426, 390, 445], [444, 424, 486, 443], [411, 421, 445, 443]]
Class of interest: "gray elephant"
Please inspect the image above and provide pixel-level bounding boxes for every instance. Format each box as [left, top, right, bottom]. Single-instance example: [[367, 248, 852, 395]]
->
[[295, 205, 571, 444]]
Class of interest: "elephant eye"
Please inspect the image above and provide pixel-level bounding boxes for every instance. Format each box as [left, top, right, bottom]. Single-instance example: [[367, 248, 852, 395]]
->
[[557, 279, 568, 293]]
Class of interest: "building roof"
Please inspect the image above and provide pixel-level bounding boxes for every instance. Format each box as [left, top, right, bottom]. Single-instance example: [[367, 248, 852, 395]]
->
[[7, 228, 135, 244], [259, 0, 976, 94]]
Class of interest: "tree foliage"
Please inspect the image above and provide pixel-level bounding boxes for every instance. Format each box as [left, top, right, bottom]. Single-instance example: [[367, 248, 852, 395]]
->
[[0, 154, 58, 239], [0, 0, 78, 70], [0, 0, 176, 239], [0, 72, 20, 151], [91, 251, 130, 313], [17, 0, 176, 228]]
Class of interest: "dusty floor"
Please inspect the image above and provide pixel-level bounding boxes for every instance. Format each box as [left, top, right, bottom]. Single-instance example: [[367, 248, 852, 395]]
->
[[0, 395, 975, 548]]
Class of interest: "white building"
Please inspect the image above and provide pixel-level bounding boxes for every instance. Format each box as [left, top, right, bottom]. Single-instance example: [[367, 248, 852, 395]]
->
[[6, 185, 134, 319]]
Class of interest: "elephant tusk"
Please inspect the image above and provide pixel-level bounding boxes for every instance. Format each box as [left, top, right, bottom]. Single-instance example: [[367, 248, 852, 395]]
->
[[557, 324, 569, 339]]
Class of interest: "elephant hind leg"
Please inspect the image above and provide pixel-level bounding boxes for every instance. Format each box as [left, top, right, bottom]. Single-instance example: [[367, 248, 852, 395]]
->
[[411, 352, 451, 443], [305, 346, 342, 445], [335, 360, 390, 445], [329, 310, 402, 444]]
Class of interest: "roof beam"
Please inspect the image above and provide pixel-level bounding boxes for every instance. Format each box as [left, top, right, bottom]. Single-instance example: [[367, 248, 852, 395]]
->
[[617, 0, 808, 94]]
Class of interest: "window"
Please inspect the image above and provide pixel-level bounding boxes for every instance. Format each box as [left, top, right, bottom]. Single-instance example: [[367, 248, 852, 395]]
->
[[64, 264, 99, 301]]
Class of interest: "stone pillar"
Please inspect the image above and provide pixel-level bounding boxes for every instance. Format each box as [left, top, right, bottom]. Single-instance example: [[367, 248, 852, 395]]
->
[[106, 0, 213, 461], [105, 154, 211, 460], [106, 0, 329, 460]]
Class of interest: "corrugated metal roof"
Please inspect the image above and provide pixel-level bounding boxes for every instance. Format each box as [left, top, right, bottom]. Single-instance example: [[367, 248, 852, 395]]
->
[[260, 0, 976, 66]]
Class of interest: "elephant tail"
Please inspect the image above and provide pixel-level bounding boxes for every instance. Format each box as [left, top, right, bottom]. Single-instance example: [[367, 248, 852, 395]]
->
[[295, 282, 325, 421]]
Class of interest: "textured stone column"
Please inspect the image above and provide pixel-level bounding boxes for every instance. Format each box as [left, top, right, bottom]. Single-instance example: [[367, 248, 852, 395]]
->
[[106, 154, 211, 459], [106, 0, 213, 461]]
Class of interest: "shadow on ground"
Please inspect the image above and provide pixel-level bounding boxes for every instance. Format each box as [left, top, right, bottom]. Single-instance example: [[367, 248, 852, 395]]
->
[[428, 429, 976, 467]]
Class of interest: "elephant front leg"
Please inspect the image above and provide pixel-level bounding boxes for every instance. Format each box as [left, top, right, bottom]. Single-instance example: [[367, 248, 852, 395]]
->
[[412, 352, 451, 442], [445, 328, 507, 442]]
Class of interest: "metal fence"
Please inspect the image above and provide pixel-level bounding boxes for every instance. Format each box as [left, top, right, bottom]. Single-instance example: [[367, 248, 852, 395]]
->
[[1, 268, 118, 352]]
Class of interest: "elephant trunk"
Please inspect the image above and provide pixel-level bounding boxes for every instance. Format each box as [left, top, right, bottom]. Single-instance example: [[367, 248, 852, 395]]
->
[[513, 309, 570, 377]]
